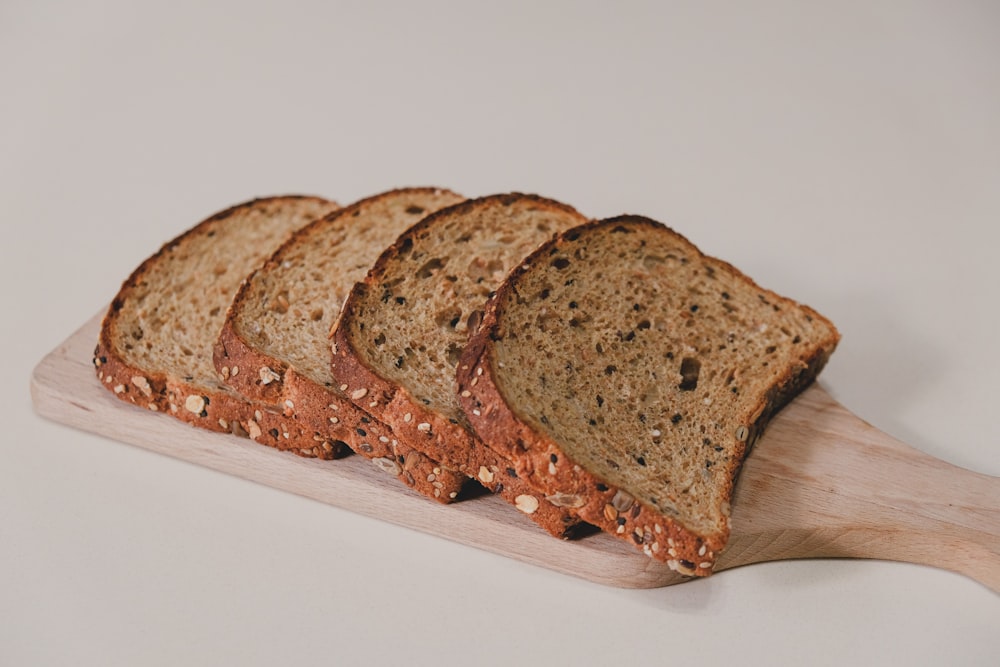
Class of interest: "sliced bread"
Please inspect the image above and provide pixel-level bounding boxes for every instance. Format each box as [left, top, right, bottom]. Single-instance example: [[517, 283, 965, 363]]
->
[[94, 195, 345, 455], [214, 188, 468, 501], [331, 194, 590, 537], [457, 215, 840, 575]]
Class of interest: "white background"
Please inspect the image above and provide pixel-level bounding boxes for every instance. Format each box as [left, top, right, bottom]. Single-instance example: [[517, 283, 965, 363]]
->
[[3, 1, 999, 665]]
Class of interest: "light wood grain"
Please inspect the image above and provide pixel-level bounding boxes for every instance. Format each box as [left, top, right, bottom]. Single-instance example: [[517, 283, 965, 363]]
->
[[31, 314, 1000, 590]]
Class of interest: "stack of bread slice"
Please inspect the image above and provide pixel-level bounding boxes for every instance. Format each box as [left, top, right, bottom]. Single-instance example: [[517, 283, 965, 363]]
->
[[96, 188, 839, 575]]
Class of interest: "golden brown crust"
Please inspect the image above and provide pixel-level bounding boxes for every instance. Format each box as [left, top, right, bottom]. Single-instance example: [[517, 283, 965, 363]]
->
[[457, 215, 841, 574], [332, 287, 580, 535], [216, 293, 465, 501]]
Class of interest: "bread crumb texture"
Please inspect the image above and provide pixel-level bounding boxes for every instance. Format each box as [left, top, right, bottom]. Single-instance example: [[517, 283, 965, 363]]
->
[[467, 215, 839, 571]]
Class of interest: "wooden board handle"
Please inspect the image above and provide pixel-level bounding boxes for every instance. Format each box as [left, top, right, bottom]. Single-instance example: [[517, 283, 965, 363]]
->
[[726, 386, 1000, 591], [29, 316, 1000, 590]]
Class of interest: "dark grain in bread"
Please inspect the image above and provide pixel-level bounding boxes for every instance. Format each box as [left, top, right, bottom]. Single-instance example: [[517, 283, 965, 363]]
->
[[331, 194, 590, 537], [458, 215, 840, 574]]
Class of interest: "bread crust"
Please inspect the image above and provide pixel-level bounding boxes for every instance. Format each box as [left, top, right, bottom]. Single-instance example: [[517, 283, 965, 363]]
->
[[94, 196, 349, 457], [457, 215, 841, 575], [213, 189, 469, 502], [330, 194, 592, 538]]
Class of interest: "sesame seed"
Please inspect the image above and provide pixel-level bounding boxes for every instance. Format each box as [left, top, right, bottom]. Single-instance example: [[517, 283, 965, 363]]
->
[[404, 413, 412, 423], [184, 395, 205, 414], [417, 422, 431, 432], [514, 495, 539, 514], [339, 384, 348, 391], [351, 387, 368, 400]]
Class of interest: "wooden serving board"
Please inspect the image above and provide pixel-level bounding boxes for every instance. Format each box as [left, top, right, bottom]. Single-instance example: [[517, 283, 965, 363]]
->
[[31, 314, 1000, 591]]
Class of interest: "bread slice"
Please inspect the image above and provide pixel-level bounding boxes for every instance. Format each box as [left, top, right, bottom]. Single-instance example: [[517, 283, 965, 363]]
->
[[457, 215, 840, 575], [331, 193, 590, 537], [94, 196, 345, 455], [214, 188, 468, 501]]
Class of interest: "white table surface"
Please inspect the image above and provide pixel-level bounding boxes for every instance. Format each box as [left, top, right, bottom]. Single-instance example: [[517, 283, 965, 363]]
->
[[4, 1, 999, 665]]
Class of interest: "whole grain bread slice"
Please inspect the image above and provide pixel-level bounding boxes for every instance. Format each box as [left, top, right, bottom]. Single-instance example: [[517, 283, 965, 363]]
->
[[214, 188, 468, 501], [457, 215, 840, 575], [331, 193, 590, 537], [94, 196, 346, 455]]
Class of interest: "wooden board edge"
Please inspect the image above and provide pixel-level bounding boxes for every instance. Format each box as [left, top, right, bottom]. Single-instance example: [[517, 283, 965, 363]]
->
[[30, 313, 688, 589]]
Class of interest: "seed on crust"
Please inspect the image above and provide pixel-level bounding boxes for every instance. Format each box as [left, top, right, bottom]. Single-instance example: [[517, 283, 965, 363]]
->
[[113, 384, 125, 394], [545, 492, 584, 508], [478, 466, 495, 484], [259, 366, 281, 385], [351, 387, 368, 400], [372, 457, 401, 475], [514, 494, 540, 514], [416, 422, 431, 433], [231, 365, 239, 377], [611, 489, 635, 513], [131, 376, 152, 397], [247, 420, 262, 440], [184, 395, 206, 415], [603, 504, 619, 522]]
